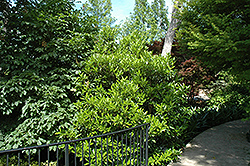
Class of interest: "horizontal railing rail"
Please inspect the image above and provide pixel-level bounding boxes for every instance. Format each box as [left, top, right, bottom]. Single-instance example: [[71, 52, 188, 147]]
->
[[0, 123, 150, 166]]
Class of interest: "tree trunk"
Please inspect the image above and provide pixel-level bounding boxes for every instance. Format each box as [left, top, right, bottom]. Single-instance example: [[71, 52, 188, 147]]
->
[[161, 1, 181, 57], [1, 0, 11, 33]]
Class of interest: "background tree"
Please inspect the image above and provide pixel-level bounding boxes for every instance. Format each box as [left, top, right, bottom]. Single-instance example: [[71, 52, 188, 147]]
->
[[161, 0, 182, 57], [0, 0, 11, 33], [176, 0, 250, 82], [0, 0, 97, 149], [121, 0, 169, 42], [82, 0, 116, 28]]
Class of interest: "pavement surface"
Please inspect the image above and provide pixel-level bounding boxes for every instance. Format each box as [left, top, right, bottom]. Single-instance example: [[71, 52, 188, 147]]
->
[[169, 119, 250, 166]]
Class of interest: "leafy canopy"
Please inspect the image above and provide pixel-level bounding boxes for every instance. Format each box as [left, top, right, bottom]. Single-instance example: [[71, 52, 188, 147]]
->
[[121, 0, 169, 42], [176, 0, 250, 82], [82, 0, 116, 28], [0, 0, 97, 149]]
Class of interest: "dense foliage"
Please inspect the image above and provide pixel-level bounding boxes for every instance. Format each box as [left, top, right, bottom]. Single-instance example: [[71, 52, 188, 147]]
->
[[0, 0, 97, 149], [57, 26, 194, 165], [187, 75, 250, 137], [176, 0, 250, 82], [176, 0, 250, 119], [1, 0, 249, 165]]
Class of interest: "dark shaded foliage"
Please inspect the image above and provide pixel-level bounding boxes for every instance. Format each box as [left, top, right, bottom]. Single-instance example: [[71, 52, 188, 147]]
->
[[176, 0, 250, 82], [0, 0, 97, 150]]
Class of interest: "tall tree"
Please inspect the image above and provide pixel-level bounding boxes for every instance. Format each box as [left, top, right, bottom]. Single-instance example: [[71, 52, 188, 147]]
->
[[121, 0, 169, 42], [0, 0, 11, 33], [176, 0, 250, 82], [83, 0, 116, 28], [161, 0, 182, 57]]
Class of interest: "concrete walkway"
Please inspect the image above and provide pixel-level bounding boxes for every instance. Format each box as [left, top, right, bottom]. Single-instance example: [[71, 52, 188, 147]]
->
[[169, 120, 250, 166]]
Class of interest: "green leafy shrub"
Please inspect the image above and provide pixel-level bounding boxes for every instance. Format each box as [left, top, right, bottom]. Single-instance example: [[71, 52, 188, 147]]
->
[[186, 76, 250, 139], [58, 27, 193, 164], [208, 83, 250, 119], [0, 155, 57, 166]]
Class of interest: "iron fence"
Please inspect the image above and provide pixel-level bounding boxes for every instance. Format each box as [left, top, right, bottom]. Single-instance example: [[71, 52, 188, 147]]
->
[[0, 123, 150, 166]]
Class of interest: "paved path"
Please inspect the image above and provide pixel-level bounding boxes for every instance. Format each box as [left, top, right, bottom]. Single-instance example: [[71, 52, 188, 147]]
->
[[169, 120, 250, 166]]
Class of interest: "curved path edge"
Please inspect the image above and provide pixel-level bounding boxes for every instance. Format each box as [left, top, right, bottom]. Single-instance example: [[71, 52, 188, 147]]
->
[[169, 119, 250, 166]]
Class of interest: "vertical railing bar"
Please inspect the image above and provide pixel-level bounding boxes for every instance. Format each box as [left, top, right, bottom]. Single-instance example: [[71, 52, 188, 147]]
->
[[130, 132, 132, 166], [111, 136, 114, 166], [145, 125, 149, 166], [88, 140, 91, 166], [107, 137, 109, 165], [65, 144, 69, 166], [140, 129, 142, 166], [47, 147, 50, 166], [121, 134, 124, 166], [82, 141, 84, 166], [7, 154, 9, 166], [117, 134, 119, 166], [125, 132, 128, 166], [38, 149, 41, 166], [133, 131, 136, 165], [75, 143, 77, 166], [28, 149, 31, 166], [56, 145, 59, 166], [18, 152, 20, 166], [144, 126, 147, 166], [142, 128, 144, 165], [136, 129, 139, 166], [95, 138, 97, 166], [101, 137, 103, 166]]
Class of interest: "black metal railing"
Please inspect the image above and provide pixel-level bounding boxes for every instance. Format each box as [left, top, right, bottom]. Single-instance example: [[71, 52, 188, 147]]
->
[[0, 123, 150, 166]]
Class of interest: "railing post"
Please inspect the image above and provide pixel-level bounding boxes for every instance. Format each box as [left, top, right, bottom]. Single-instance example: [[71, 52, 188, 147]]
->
[[65, 144, 69, 166], [18, 152, 20, 166], [145, 124, 150, 166], [7, 154, 9, 166]]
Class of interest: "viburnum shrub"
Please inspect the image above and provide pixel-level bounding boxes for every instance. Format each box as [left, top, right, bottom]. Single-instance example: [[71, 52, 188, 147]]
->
[[58, 27, 192, 165]]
